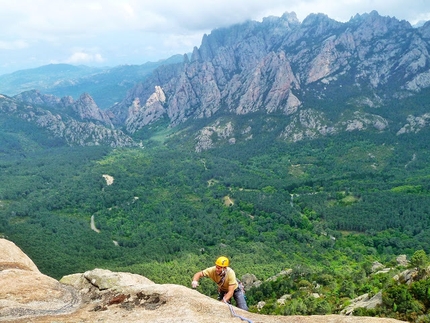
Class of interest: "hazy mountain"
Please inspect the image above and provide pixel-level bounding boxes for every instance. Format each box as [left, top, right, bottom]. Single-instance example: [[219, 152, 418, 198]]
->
[[0, 54, 184, 109]]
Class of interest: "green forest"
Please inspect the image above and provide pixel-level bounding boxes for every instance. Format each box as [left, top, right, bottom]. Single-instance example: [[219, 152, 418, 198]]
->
[[1, 113, 430, 322]]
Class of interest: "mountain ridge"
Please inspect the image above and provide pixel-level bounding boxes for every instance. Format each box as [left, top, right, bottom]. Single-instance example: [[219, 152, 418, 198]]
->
[[0, 55, 184, 109], [0, 11, 430, 150]]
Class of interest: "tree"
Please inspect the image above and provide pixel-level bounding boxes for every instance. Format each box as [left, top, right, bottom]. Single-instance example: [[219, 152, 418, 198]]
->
[[411, 250, 428, 270]]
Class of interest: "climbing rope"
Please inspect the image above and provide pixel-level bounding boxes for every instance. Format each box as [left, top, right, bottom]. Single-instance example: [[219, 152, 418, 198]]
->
[[225, 302, 253, 323]]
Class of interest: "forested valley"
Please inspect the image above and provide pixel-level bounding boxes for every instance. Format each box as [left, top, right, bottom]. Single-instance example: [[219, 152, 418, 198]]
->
[[1, 115, 430, 322]]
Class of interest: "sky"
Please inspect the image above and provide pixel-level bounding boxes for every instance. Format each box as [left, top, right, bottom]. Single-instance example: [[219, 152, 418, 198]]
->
[[0, 0, 429, 76]]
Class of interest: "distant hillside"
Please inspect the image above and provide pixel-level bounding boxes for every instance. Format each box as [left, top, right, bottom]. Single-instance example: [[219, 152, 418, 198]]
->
[[0, 54, 184, 109]]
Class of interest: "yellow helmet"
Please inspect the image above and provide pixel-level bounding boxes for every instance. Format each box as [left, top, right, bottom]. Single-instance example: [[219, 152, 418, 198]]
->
[[215, 256, 229, 267]]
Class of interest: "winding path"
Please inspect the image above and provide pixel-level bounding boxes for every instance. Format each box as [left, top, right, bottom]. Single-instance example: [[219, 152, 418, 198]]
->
[[90, 215, 100, 233]]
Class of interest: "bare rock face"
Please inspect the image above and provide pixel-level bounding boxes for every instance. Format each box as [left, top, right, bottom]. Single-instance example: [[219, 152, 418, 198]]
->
[[13, 90, 61, 108], [13, 90, 112, 127], [125, 85, 167, 133], [396, 113, 430, 135], [0, 239, 39, 272], [1, 92, 136, 148], [72, 93, 113, 126], [396, 255, 409, 267], [341, 292, 383, 315], [0, 238, 404, 323], [0, 239, 80, 321]]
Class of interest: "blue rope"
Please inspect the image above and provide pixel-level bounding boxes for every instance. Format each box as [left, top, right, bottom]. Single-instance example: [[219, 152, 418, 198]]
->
[[226, 302, 253, 323]]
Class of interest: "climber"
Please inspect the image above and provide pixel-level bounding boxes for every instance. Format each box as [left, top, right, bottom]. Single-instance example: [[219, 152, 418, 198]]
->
[[191, 256, 248, 311]]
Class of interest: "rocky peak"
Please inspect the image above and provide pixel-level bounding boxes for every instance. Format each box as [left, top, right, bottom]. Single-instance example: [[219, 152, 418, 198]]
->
[[0, 93, 136, 147], [301, 12, 341, 33], [60, 95, 74, 106], [124, 85, 167, 133], [13, 89, 61, 108], [281, 11, 301, 25], [351, 10, 412, 40], [419, 20, 430, 39], [260, 12, 301, 47], [71, 93, 113, 127], [12, 89, 114, 128]]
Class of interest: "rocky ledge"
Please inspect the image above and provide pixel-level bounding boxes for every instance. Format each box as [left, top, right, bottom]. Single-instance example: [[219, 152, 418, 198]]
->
[[0, 238, 403, 323]]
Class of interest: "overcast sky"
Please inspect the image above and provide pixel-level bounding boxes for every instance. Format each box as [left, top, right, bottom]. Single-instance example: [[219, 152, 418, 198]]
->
[[0, 0, 429, 75]]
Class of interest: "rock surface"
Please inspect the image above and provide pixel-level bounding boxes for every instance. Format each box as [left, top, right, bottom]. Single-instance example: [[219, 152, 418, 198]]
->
[[0, 238, 404, 323], [0, 239, 80, 321]]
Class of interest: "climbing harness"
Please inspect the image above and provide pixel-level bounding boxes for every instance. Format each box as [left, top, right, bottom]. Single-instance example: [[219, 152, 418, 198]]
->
[[217, 267, 228, 289], [225, 301, 253, 323]]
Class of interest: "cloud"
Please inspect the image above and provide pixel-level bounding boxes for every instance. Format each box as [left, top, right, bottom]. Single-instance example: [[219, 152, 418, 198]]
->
[[65, 52, 104, 64], [0, 40, 28, 50], [286, 0, 430, 24], [0, 0, 429, 75]]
